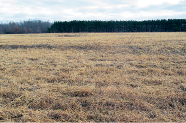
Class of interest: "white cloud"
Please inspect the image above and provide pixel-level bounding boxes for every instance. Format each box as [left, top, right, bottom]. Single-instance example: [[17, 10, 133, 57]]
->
[[136, 11, 186, 18], [137, 0, 185, 8], [0, 0, 185, 22]]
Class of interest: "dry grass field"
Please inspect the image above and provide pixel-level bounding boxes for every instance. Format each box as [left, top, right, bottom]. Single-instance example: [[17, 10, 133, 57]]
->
[[0, 32, 186, 122]]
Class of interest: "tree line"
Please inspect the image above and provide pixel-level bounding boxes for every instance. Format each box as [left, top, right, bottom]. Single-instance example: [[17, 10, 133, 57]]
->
[[49, 19, 186, 33], [1, 19, 186, 34], [0, 20, 52, 34]]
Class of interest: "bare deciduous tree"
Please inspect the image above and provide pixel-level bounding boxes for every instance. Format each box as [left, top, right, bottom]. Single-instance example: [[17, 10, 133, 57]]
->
[[0, 27, 4, 34], [36, 29, 42, 33], [6, 27, 12, 34], [0, 20, 52, 34], [22, 27, 27, 33], [14, 25, 20, 34], [28, 28, 33, 33]]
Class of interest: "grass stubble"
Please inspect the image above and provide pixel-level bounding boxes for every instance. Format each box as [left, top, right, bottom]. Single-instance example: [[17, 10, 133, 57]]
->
[[0, 32, 186, 122]]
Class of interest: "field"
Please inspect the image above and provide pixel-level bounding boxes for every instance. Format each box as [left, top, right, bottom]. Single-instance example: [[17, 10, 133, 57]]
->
[[0, 32, 186, 122]]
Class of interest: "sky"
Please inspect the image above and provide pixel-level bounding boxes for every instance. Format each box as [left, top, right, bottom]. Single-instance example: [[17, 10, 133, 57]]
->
[[0, 0, 186, 23]]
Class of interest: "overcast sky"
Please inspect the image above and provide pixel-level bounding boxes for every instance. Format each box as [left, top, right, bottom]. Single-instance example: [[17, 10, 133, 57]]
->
[[0, 0, 186, 22]]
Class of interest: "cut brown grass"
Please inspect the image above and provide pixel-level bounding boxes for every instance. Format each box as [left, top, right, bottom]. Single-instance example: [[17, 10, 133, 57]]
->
[[0, 32, 186, 122]]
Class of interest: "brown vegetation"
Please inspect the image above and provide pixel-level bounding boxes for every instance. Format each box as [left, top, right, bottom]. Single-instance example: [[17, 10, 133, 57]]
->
[[0, 32, 186, 122]]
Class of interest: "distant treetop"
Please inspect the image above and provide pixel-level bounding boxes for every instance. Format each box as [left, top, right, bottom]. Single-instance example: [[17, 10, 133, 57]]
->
[[0, 20, 52, 34], [49, 19, 186, 33]]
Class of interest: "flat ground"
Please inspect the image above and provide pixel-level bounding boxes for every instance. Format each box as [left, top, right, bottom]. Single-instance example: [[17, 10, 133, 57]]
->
[[0, 32, 186, 122]]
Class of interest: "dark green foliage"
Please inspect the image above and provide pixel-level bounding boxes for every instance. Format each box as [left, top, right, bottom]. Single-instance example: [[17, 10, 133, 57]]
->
[[49, 19, 186, 33]]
